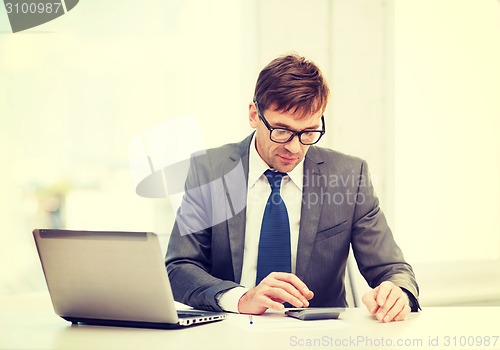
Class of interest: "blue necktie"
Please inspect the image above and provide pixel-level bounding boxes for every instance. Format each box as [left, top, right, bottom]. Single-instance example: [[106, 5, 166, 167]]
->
[[256, 170, 292, 285]]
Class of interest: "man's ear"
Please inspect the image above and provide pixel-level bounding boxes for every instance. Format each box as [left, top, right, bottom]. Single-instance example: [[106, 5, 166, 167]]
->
[[248, 102, 259, 128]]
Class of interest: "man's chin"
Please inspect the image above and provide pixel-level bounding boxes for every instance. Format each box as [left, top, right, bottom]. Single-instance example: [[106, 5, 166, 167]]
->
[[275, 160, 300, 173]]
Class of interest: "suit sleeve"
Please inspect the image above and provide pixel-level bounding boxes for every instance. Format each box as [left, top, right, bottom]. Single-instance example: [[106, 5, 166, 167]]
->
[[165, 154, 241, 312], [351, 160, 421, 311]]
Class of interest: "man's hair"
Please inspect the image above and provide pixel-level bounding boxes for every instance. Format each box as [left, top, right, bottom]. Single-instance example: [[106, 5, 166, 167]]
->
[[253, 54, 330, 118]]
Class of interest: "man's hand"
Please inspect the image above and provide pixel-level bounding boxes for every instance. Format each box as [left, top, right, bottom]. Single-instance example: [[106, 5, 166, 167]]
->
[[238, 272, 314, 315], [362, 281, 411, 322]]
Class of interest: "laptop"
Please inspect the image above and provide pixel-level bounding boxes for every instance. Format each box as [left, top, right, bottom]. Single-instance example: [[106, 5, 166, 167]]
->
[[32, 229, 226, 329]]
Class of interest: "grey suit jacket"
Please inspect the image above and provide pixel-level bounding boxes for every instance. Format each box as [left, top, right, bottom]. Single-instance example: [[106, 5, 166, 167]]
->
[[165, 134, 419, 312]]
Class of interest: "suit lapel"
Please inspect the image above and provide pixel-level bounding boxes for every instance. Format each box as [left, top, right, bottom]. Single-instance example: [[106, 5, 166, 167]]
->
[[223, 135, 252, 283], [296, 146, 325, 279]]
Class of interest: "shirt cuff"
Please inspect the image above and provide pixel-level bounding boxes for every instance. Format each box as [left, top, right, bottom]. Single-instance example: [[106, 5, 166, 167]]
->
[[216, 286, 249, 313], [401, 287, 421, 312]]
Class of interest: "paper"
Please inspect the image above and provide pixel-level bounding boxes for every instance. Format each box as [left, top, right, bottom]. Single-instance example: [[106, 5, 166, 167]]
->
[[226, 312, 350, 332]]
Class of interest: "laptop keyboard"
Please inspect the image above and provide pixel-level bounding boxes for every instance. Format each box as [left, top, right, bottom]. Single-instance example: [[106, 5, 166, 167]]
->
[[177, 311, 205, 318]]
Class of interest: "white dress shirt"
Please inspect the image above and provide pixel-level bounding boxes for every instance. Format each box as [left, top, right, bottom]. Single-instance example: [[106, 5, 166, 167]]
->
[[217, 135, 304, 312]]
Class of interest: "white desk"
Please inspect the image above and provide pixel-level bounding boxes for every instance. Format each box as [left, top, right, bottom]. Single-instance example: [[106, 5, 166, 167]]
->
[[1, 293, 499, 350]]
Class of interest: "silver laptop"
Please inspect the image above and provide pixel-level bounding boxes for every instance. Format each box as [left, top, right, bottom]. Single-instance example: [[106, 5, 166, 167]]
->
[[33, 229, 226, 329]]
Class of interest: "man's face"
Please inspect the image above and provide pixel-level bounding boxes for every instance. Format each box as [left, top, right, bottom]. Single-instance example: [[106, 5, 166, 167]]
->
[[248, 102, 323, 173]]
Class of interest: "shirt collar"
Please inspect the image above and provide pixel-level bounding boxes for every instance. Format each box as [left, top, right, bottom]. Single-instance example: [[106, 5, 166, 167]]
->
[[248, 134, 304, 190]]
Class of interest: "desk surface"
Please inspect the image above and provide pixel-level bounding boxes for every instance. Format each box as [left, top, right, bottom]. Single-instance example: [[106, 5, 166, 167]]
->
[[1, 293, 500, 350]]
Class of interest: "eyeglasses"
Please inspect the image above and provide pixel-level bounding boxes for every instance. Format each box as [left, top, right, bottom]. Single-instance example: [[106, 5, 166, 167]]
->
[[254, 101, 325, 145]]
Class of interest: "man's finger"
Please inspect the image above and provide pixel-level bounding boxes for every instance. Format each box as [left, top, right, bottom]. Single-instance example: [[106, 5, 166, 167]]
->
[[375, 281, 393, 306], [266, 280, 310, 307], [260, 295, 286, 311], [380, 297, 405, 322], [361, 289, 379, 314], [268, 286, 307, 308], [393, 304, 412, 322], [257, 273, 314, 309], [378, 286, 400, 315], [269, 272, 314, 299]]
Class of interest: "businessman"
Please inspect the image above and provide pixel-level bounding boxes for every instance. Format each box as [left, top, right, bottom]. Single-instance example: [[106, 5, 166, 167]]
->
[[165, 54, 420, 322]]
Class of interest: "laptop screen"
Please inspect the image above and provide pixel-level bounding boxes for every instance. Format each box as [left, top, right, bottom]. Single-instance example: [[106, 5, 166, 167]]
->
[[33, 229, 180, 324]]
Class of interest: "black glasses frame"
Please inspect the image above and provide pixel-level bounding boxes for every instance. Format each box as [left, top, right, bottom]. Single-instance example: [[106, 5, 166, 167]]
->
[[254, 101, 326, 145]]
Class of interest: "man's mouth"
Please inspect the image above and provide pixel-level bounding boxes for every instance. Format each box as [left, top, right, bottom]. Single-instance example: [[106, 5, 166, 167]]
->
[[278, 154, 298, 162]]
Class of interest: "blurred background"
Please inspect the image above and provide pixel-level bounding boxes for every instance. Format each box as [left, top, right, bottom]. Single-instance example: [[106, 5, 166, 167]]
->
[[1, 0, 499, 306]]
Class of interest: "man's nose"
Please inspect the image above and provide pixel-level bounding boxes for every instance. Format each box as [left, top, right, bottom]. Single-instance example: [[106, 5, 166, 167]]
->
[[284, 135, 302, 154]]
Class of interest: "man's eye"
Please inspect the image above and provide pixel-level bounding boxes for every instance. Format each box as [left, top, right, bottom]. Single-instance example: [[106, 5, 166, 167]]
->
[[275, 129, 291, 136]]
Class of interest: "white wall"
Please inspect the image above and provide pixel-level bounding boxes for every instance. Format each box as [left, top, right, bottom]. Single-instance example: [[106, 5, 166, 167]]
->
[[1, 0, 499, 305], [0, 0, 249, 294], [393, 0, 500, 305]]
